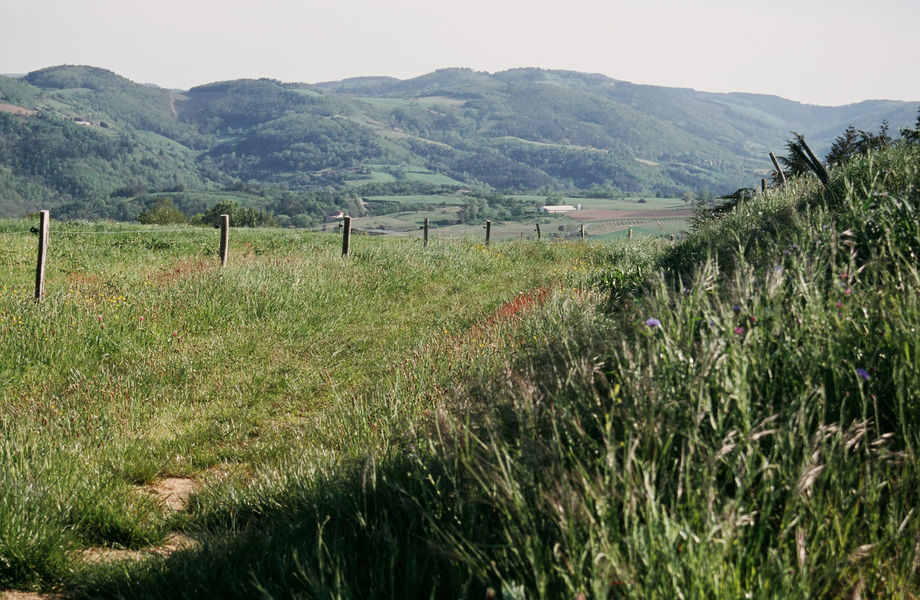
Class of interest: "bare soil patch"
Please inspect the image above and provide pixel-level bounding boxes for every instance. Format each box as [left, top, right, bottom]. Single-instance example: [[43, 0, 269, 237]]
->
[[1, 592, 64, 600], [80, 532, 199, 565], [76, 477, 201, 565], [0, 103, 37, 116], [146, 476, 198, 511]]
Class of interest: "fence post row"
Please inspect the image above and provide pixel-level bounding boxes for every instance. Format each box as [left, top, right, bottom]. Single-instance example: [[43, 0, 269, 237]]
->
[[219, 214, 230, 267], [342, 216, 352, 257], [35, 210, 49, 301]]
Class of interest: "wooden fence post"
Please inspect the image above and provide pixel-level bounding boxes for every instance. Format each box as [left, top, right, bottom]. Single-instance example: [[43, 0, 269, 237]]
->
[[762, 178, 767, 195], [798, 137, 830, 186], [342, 216, 352, 257], [628, 228, 633, 240], [769, 152, 787, 184], [485, 220, 491, 246], [535, 222, 541, 239], [423, 217, 429, 248], [580, 223, 585, 241], [34, 210, 49, 301], [219, 214, 230, 267]]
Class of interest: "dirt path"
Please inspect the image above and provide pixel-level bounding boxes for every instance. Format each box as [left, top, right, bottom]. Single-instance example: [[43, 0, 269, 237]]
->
[[79, 477, 201, 564], [1, 477, 202, 599]]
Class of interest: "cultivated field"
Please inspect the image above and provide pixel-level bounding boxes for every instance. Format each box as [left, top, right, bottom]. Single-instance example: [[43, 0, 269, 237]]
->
[[347, 194, 692, 241]]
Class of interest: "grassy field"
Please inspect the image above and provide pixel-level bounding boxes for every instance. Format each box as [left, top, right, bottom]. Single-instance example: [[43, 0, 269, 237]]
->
[[0, 223, 607, 595], [350, 194, 691, 242], [2, 141, 920, 598], [363, 194, 468, 206], [510, 195, 687, 211]]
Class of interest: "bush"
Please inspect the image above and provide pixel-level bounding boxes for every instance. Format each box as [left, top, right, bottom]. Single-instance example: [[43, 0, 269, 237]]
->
[[136, 197, 187, 225]]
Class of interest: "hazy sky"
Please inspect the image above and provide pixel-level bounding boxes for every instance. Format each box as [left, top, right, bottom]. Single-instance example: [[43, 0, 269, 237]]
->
[[2, 0, 918, 106]]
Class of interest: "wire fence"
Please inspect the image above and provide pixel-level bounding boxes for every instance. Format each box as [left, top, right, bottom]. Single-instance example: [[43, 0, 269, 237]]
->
[[49, 228, 211, 235], [7, 210, 608, 301]]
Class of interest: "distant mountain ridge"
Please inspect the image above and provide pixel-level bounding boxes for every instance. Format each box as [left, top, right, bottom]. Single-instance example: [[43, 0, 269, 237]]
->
[[0, 65, 916, 219]]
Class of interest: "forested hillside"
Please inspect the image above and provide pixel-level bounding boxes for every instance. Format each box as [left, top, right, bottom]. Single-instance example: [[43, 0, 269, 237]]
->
[[0, 65, 916, 221]]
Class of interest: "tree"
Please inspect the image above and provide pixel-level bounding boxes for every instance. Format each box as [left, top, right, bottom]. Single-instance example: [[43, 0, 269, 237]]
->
[[777, 133, 815, 180], [901, 108, 920, 144], [194, 199, 277, 227], [826, 125, 861, 167], [826, 122, 895, 167], [136, 197, 186, 225]]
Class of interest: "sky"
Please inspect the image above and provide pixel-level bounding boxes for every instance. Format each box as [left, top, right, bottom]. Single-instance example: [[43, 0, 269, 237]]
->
[[2, 0, 918, 107]]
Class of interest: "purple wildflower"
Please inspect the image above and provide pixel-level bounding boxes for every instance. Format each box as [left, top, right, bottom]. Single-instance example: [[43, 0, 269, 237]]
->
[[732, 305, 741, 313], [734, 326, 745, 336], [645, 318, 661, 328], [856, 368, 870, 381]]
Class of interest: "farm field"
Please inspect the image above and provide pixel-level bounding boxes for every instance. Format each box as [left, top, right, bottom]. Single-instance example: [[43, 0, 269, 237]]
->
[[345, 169, 466, 188], [346, 193, 692, 241]]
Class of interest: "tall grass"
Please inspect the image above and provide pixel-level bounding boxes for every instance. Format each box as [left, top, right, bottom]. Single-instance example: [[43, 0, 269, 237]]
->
[[0, 225, 601, 593], [422, 142, 920, 597]]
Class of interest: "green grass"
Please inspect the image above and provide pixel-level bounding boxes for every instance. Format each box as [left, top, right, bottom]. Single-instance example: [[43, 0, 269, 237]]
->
[[403, 171, 466, 186], [344, 170, 397, 186], [0, 224, 601, 593], [590, 220, 688, 240], [364, 194, 468, 206], [3, 142, 920, 598]]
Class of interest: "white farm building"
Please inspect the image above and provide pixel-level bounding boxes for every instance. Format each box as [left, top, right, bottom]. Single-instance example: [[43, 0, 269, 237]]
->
[[538, 204, 581, 214]]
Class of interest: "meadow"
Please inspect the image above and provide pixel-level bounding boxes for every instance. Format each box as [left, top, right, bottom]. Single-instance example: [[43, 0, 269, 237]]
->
[[349, 194, 691, 242], [2, 141, 919, 598], [0, 222, 608, 595]]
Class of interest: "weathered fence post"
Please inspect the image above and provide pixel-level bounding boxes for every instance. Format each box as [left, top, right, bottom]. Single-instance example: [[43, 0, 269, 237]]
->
[[580, 223, 585, 241], [219, 214, 230, 267], [423, 217, 429, 248], [798, 138, 830, 186], [769, 152, 787, 184], [762, 178, 767, 195], [485, 220, 491, 246], [535, 222, 541, 239], [628, 228, 633, 240], [34, 210, 49, 301], [342, 216, 352, 257]]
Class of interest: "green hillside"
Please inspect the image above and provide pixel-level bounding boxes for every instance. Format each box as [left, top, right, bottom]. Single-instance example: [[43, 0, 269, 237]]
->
[[0, 65, 916, 223]]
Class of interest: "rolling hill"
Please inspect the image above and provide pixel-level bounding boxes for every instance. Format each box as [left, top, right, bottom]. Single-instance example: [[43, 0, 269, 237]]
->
[[0, 65, 916, 220]]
